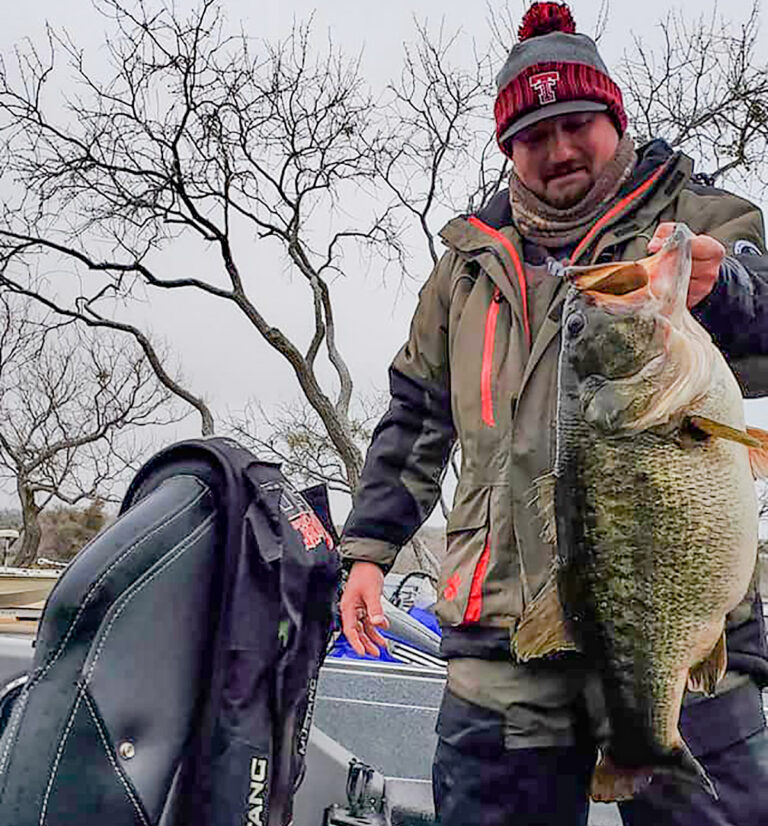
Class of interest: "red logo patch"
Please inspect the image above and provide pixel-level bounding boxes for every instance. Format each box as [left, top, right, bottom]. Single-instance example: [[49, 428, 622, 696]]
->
[[289, 511, 335, 551], [529, 71, 560, 105], [443, 572, 461, 601]]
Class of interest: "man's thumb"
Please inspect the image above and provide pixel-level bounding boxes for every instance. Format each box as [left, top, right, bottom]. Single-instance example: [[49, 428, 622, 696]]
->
[[365, 590, 389, 628]]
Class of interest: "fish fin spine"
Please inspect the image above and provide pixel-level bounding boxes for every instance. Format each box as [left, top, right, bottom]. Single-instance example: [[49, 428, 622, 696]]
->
[[529, 472, 557, 545], [746, 426, 768, 479], [591, 744, 717, 803], [685, 415, 761, 448], [590, 751, 652, 802], [687, 631, 727, 696], [512, 573, 579, 662]]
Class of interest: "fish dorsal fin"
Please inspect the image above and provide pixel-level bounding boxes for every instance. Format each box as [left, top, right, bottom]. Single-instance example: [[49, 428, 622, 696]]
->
[[685, 415, 762, 449], [513, 574, 579, 662], [746, 426, 768, 479], [687, 630, 727, 696]]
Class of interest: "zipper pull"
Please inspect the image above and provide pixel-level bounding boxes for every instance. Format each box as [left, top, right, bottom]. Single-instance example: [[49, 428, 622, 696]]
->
[[546, 257, 570, 278], [493, 286, 504, 303]]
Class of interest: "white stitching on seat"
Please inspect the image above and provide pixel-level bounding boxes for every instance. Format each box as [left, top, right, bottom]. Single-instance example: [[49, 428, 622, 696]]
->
[[0, 481, 210, 778], [82, 515, 215, 684], [37, 691, 85, 826], [38, 481, 209, 681], [35, 516, 214, 826], [0, 691, 29, 778], [84, 693, 149, 826]]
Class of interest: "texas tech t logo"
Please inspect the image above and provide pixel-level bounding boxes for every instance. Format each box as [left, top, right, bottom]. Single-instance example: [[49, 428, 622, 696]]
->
[[529, 71, 560, 104]]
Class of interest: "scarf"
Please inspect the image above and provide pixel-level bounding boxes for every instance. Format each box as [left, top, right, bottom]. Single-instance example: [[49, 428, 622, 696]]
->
[[509, 134, 636, 248]]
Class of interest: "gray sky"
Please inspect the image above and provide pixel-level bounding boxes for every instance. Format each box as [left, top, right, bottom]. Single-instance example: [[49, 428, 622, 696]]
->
[[1, 1, 767, 523]]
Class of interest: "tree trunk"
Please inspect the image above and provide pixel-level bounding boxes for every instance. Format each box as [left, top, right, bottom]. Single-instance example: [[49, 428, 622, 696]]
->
[[11, 484, 42, 568]]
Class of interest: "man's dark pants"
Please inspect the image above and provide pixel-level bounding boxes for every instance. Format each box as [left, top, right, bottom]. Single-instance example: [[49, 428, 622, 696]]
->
[[432, 686, 768, 826]]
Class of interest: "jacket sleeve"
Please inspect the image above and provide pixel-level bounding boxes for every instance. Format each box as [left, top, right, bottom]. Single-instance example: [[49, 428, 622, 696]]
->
[[340, 253, 457, 570], [685, 189, 768, 397], [693, 254, 768, 397]]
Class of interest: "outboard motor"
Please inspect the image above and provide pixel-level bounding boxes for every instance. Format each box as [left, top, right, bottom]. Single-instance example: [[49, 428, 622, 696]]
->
[[0, 438, 339, 826]]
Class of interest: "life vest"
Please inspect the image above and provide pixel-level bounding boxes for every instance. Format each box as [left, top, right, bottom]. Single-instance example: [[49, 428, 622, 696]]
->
[[0, 437, 339, 826]]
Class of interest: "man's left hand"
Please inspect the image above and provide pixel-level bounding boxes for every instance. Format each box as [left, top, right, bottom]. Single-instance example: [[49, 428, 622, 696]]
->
[[648, 223, 724, 308]]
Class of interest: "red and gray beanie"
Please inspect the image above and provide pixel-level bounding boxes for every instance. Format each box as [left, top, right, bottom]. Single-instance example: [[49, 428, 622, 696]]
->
[[495, 2, 627, 156]]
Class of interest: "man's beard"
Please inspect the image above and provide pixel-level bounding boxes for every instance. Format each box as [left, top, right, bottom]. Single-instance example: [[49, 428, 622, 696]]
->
[[542, 174, 593, 209]]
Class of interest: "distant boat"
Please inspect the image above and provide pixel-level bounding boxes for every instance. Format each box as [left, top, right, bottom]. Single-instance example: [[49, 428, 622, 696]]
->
[[0, 567, 59, 609]]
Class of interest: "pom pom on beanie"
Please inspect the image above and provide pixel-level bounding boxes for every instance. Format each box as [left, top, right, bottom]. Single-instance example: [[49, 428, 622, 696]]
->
[[518, 3, 576, 41]]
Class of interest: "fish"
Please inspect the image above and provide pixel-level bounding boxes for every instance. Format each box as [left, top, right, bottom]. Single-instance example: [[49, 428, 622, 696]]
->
[[515, 223, 768, 802]]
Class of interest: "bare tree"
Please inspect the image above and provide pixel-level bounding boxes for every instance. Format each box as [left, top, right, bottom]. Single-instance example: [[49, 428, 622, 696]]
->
[[0, 294, 177, 566], [229, 397, 385, 496], [0, 0, 406, 492], [618, 1, 768, 187], [38, 498, 108, 563], [3, 0, 766, 537], [0, 0, 516, 508], [374, 20, 504, 268]]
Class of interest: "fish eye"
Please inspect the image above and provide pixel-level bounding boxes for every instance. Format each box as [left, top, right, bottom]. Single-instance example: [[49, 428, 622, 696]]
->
[[565, 311, 586, 339]]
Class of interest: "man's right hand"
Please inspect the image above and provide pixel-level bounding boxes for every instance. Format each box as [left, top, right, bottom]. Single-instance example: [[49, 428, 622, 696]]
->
[[339, 561, 390, 657]]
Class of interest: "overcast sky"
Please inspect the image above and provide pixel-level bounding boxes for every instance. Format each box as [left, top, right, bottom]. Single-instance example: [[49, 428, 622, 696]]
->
[[1, 1, 767, 522]]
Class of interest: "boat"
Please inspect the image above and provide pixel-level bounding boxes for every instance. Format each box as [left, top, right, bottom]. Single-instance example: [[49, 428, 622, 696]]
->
[[0, 566, 59, 609], [2, 569, 766, 825], [0, 460, 760, 825]]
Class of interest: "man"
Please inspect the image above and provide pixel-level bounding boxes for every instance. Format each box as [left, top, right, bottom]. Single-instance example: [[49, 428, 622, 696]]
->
[[339, 3, 768, 824]]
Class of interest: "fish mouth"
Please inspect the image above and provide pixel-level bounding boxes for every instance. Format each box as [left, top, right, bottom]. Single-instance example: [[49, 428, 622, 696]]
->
[[567, 224, 694, 304], [568, 259, 651, 296]]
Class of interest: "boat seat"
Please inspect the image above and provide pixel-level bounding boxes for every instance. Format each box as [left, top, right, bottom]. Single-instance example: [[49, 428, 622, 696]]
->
[[0, 473, 219, 825]]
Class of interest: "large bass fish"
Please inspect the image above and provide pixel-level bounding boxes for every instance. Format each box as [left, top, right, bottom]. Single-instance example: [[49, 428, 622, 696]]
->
[[517, 224, 768, 802]]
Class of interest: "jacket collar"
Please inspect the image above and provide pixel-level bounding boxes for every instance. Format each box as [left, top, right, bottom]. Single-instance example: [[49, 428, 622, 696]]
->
[[626, 139, 676, 190]]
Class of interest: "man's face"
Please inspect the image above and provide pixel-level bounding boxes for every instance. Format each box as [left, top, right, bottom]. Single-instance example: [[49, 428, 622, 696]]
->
[[510, 112, 620, 208]]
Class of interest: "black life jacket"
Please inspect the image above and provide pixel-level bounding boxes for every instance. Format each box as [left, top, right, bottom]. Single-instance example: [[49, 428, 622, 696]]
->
[[0, 437, 339, 826]]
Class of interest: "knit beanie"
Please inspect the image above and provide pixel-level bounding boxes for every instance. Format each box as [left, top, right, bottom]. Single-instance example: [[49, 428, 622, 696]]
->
[[494, 3, 627, 156]]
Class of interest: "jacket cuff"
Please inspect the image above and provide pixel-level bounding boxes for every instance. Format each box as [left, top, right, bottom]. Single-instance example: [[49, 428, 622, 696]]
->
[[692, 256, 738, 316], [339, 536, 400, 571]]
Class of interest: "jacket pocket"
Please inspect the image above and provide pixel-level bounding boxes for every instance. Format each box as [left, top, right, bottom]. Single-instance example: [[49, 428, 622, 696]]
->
[[480, 288, 502, 427], [437, 487, 492, 626]]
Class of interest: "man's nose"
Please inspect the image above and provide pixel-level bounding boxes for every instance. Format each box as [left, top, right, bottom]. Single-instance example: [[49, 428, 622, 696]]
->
[[548, 133, 579, 163]]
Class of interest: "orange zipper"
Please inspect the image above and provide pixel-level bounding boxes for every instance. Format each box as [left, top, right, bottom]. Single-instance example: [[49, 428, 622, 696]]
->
[[467, 216, 531, 349], [571, 164, 668, 263], [481, 287, 501, 427]]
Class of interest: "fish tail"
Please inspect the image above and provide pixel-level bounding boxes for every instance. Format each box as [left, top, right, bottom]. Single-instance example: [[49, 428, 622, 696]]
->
[[590, 750, 653, 802], [591, 744, 718, 803]]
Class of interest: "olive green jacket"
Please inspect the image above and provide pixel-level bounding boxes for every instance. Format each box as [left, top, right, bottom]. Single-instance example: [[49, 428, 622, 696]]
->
[[341, 141, 768, 657]]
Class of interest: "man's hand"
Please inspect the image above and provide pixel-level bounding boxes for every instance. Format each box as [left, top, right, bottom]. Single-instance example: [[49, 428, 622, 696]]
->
[[648, 223, 724, 308], [339, 561, 390, 657]]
